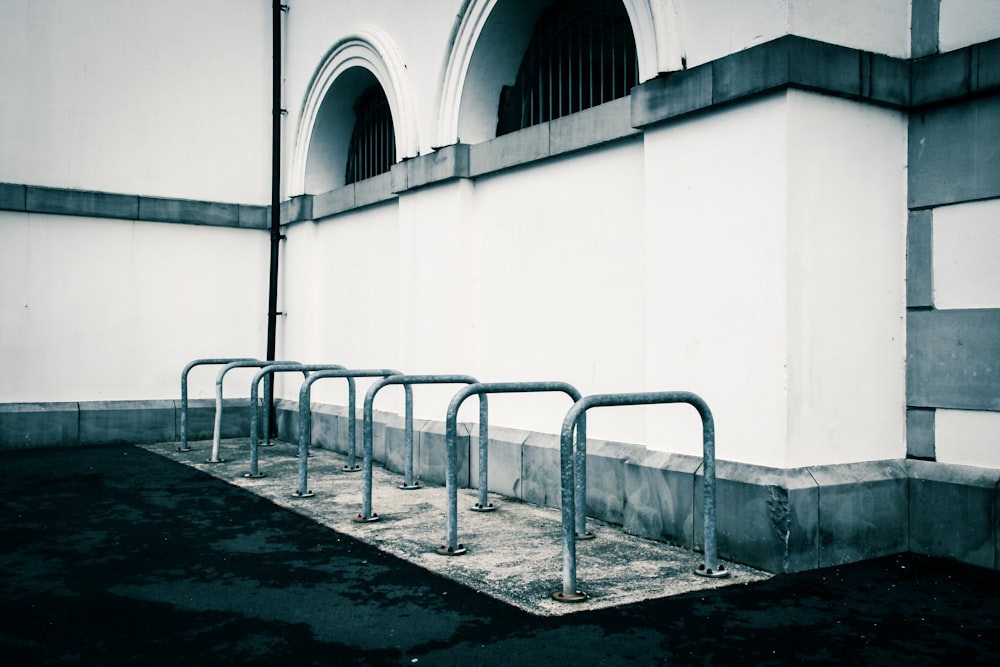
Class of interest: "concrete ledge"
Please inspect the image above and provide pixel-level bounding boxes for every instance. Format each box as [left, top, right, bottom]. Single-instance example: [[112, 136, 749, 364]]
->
[[354, 172, 395, 209], [138, 197, 240, 227], [79, 400, 176, 445], [696, 462, 819, 574], [633, 35, 912, 130], [0, 402, 79, 448], [907, 459, 1000, 569], [469, 424, 526, 498], [238, 205, 270, 229], [416, 420, 469, 487], [623, 449, 702, 549], [812, 460, 909, 568], [312, 186, 356, 220], [0, 182, 26, 211], [521, 432, 561, 509], [911, 38, 1000, 108], [179, 398, 254, 442], [470, 123, 549, 177], [586, 438, 644, 526], [392, 144, 470, 192], [27, 186, 139, 220], [280, 195, 313, 225], [550, 98, 639, 157]]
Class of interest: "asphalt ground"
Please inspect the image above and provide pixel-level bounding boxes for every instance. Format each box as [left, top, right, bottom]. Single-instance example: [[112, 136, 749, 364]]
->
[[2, 444, 998, 666]]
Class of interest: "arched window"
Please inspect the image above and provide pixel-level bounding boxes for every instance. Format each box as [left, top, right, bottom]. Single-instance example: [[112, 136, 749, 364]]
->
[[345, 84, 396, 184], [496, 0, 638, 136]]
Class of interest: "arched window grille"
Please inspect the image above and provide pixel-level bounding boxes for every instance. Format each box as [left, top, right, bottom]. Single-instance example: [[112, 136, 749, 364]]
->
[[497, 0, 639, 137], [345, 84, 396, 184]]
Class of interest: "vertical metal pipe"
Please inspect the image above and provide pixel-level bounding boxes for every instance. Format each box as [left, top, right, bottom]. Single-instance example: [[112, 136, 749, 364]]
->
[[700, 403, 721, 575], [179, 363, 192, 452], [266, 0, 284, 436], [295, 378, 314, 497], [474, 396, 490, 510], [403, 385, 415, 487], [556, 410, 582, 601], [441, 406, 463, 554], [361, 397, 375, 518], [345, 378, 360, 471], [574, 413, 591, 538], [210, 372, 226, 463]]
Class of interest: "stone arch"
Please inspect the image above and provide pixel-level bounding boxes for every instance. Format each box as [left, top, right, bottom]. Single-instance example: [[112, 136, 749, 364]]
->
[[289, 30, 417, 196], [435, 0, 682, 147]]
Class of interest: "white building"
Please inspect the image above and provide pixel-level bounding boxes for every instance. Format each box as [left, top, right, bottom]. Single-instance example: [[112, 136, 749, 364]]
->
[[1, 0, 998, 573]]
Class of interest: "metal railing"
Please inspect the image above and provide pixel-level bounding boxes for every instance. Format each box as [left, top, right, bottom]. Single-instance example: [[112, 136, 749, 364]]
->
[[178, 357, 259, 452], [245, 363, 348, 478], [208, 359, 301, 463], [293, 369, 406, 498], [438, 381, 587, 555], [553, 391, 727, 603], [356, 374, 483, 522]]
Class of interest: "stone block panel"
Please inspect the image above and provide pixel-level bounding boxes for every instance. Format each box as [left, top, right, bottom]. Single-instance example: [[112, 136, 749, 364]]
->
[[521, 432, 561, 509], [79, 400, 176, 445], [469, 424, 525, 499], [696, 462, 819, 573], [0, 182, 26, 211], [27, 186, 138, 220], [585, 439, 644, 527], [908, 95, 1000, 208], [907, 459, 999, 569], [469, 123, 549, 177], [138, 197, 240, 227], [907, 210, 933, 308], [812, 461, 909, 568], [623, 450, 701, 549], [907, 308, 1000, 411], [907, 408, 936, 459], [417, 421, 469, 488], [0, 402, 79, 449]]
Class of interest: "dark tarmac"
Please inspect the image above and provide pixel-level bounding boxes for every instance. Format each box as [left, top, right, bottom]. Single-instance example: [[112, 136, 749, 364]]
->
[[2, 444, 998, 666]]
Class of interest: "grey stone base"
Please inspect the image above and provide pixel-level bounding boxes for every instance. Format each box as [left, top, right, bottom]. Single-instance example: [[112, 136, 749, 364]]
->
[[2, 399, 998, 574]]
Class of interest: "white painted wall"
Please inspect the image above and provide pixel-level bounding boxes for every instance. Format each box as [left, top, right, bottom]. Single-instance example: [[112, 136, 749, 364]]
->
[[641, 91, 907, 468], [643, 94, 791, 466], [276, 201, 403, 408], [0, 211, 270, 402], [939, 0, 1000, 52], [936, 409, 1000, 468], [785, 91, 908, 467], [933, 199, 1000, 310], [789, 0, 911, 58], [473, 141, 648, 441], [0, 1, 271, 204]]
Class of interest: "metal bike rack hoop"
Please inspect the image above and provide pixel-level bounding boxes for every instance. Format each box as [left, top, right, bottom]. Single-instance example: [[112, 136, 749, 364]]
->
[[179, 357, 259, 452], [357, 374, 482, 523], [553, 391, 727, 604], [245, 363, 347, 478], [438, 381, 587, 557], [294, 368, 406, 498]]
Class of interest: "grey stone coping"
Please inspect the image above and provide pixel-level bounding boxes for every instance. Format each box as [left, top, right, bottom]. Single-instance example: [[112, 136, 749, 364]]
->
[[4, 37, 996, 227], [0, 182, 26, 211], [0, 183, 269, 229]]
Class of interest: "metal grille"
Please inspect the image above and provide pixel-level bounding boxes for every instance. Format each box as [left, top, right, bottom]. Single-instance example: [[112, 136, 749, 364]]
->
[[497, 0, 638, 136], [345, 85, 396, 184]]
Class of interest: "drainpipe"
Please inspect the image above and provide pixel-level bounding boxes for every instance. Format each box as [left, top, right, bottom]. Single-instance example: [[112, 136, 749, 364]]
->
[[266, 1, 287, 435]]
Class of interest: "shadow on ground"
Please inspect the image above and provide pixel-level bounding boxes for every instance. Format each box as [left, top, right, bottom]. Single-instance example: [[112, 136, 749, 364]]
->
[[1, 445, 997, 666]]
